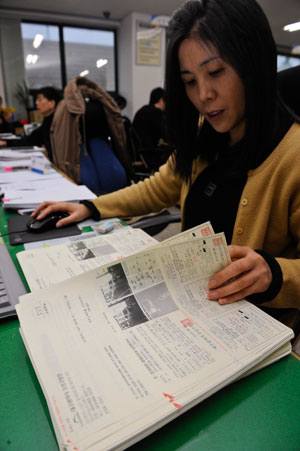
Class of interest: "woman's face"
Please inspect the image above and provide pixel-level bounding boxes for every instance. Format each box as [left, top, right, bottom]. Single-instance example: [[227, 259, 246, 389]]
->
[[178, 38, 246, 146]]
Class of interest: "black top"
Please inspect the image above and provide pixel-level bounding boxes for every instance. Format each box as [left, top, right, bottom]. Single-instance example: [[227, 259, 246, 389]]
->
[[133, 104, 166, 148], [4, 113, 54, 161], [0, 112, 13, 134]]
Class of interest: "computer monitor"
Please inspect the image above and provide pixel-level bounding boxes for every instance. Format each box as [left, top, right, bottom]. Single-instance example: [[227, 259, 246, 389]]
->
[[277, 52, 300, 72]]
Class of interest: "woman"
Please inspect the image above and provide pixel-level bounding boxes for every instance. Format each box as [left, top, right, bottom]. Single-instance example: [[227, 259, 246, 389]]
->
[[32, 0, 300, 325]]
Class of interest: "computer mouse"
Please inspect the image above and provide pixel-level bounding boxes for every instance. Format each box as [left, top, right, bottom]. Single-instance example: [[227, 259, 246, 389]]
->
[[26, 212, 69, 233]]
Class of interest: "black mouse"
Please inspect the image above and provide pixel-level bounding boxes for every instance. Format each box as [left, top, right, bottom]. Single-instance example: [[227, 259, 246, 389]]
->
[[26, 212, 69, 233]]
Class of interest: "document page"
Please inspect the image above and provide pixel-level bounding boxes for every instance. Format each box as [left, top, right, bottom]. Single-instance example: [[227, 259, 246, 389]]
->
[[17, 221, 214, 291], [16, 231, 293, 451], [17, 228, 158, 291]]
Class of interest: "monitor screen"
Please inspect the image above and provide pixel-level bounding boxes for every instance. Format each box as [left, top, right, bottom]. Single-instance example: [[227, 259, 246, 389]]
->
[[277, 53, 300, 71]]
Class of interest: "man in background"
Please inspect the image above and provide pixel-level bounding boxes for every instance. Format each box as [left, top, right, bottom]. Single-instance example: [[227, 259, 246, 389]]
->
[[0, 86, 62, 162], [133, 87, 167, 148]]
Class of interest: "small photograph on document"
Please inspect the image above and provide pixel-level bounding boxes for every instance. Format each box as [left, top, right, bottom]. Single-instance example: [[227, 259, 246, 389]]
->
[[97, 263, 132, 306], [111, 295, 148, 330], [135, 282, 178, 319]]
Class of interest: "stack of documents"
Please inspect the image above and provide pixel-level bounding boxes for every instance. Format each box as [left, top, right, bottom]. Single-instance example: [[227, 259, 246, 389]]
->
[[16, 222, 294, 450], [0, 164, 96, 209], [2, 183, 96, 208], [0, 148, 47, 170], [0, 133, 20, 140]]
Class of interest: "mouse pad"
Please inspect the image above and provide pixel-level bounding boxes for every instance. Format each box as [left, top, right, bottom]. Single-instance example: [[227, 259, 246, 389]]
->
[[7, 215, 81, 245]]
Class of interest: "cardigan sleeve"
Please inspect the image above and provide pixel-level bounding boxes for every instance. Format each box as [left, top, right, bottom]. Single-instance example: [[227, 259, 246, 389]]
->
[[91, 156, 183, 219]]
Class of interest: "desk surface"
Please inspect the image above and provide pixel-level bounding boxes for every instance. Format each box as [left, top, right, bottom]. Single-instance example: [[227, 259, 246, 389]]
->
[[1, 208, 300, 451], [0, 317, 300, 451]]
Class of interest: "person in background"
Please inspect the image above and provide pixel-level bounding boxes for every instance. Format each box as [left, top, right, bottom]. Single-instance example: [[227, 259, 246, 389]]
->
[[0, 86, 62, 161], [132, 87, 167, 148], [32, 0, 300, 329], [0, 95, 13, 133]]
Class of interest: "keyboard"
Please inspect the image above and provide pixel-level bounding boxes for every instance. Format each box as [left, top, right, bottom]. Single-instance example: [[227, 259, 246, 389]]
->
[[0, 241, 27, 318]]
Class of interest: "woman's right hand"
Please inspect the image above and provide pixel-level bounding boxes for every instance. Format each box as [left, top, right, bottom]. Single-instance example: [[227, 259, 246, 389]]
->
[[31, 201, 92, 228]]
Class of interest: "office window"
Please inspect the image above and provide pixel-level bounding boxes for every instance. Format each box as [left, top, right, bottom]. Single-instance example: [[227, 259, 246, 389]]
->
[[21, 23, 62, 89], [21, 22, 117, 92], [277, 53, 300, 71], [64, 27, 116, 91]]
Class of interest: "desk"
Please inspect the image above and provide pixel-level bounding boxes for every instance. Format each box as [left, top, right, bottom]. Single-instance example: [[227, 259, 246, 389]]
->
[[1, 209, 300, 451], [1, 317, 300, 450]]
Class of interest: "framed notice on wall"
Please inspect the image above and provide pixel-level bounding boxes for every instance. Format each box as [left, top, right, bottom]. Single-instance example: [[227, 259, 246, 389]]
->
[[136, 22, 162, 66]]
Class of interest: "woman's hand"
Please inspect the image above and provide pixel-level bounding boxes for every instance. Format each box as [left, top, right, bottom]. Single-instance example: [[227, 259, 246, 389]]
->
[[31, 201, 91, 228], [208, 245, 272, 304]]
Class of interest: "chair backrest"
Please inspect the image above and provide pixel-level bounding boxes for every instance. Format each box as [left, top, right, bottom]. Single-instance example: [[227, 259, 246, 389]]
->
[[80, 138, 128, 194]]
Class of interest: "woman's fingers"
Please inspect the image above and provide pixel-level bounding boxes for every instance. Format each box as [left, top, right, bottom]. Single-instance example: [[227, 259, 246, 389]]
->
[[208, 245, 272, 304], [31, 201, 57, 218], [31, 202, 92, 227]]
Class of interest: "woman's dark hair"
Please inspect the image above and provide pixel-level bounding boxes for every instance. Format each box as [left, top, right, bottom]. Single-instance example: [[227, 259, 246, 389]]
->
[[165, 0, 284, 180]]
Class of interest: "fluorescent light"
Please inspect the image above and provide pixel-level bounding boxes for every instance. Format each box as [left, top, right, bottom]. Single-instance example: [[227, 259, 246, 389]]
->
[[283, 22, 300, 32], [26, 54, 39, 64], [96, 59, 108, 68], [31, 54, 39, 64], [80, 70, 89, 77], [33, 34, 44, 48]]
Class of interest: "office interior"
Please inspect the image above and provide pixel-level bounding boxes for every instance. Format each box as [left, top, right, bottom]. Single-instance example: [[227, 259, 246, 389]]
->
[[0, 2, 300, 450], [0, 0, 300, 124]]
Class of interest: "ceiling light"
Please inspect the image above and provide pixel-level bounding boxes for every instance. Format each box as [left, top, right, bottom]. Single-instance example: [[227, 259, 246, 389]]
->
[[80, 70, 89, 77], [26, 54, 39, 64], [31, 54, 39, 64], [283, 22, 300, 32], [33, 34, 44, 48], [96, 59, 108, 68]]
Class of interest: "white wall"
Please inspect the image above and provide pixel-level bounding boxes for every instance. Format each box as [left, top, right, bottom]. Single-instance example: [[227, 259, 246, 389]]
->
[[119, 12, 166, 120], [0, 18, 27, 120]]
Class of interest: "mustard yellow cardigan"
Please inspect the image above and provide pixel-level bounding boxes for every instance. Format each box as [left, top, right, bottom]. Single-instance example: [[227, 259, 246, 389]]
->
[[93, 123, 300, 311]]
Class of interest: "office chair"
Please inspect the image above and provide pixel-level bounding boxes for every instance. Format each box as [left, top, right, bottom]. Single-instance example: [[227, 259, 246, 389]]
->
[[136, 144, 174, 175], [77, 95, 135, 194], [80, 137, 129, 194], [130, 208, 181, 237], [51, 76, 134, 189]]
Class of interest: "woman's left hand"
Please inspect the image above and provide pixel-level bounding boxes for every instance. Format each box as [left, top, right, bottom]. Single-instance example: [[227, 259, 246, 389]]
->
[[208, 245, 272, 304]]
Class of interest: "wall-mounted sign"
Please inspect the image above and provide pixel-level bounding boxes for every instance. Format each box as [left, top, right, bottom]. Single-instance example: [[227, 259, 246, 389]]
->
[[136, 22, 162, 66]]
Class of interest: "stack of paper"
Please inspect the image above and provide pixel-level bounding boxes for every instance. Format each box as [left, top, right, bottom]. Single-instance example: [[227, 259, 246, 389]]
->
[[16, 222, 294, 450], [2, 183, 96, 208], [0, 149, 47, 170]]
